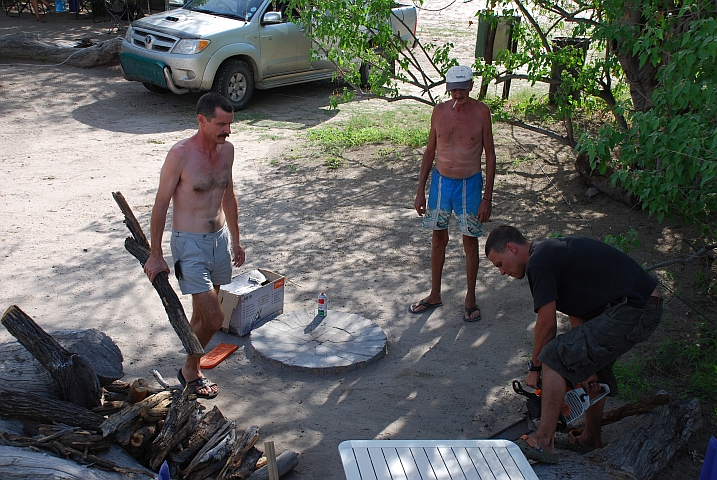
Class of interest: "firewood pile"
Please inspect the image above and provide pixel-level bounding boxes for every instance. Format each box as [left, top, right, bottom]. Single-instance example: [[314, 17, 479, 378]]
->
[[0, 305, 298, 479]]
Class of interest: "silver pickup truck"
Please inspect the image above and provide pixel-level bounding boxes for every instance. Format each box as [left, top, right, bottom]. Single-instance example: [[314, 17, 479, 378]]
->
[[119, 0, 417, 110]]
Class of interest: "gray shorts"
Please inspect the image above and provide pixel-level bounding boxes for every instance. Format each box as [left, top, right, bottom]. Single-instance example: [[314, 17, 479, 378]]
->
[[170, 224, 232, 295], [538, 298, 662, 396]]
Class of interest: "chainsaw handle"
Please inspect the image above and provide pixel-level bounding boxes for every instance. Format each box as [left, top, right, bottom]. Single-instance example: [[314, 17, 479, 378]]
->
[[512, 380, 540, 400]]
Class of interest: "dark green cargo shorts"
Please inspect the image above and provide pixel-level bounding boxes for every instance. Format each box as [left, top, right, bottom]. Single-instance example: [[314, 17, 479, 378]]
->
[[538, 297, 662, 396]]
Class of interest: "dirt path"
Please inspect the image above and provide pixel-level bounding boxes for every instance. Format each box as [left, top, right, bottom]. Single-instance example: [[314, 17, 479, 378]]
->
[[0, 4, 709, 479]]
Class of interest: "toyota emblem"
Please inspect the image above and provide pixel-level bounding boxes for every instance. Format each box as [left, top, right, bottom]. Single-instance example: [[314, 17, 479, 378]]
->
[[145, 35, 155, 49]]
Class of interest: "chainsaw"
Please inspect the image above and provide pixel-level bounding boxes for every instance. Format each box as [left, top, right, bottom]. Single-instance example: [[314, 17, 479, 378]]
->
[[512, 380, 610, 430]]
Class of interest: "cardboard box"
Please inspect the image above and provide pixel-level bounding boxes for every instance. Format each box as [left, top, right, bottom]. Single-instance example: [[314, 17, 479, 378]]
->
[[219, 269, 285, 337]]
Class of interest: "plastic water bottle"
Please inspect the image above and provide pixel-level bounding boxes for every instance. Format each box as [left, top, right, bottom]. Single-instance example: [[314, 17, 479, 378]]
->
[[317, 292, 327, 316], [55, 0, 66, 12]]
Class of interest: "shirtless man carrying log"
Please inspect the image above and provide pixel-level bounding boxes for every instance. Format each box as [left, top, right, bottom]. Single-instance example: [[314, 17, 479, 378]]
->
[[144, 93, 245, 399], [410, 65, 496, 322]]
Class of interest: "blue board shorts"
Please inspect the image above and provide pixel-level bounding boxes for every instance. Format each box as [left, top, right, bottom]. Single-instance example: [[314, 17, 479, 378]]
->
[[421, 169, 484, 237], [538, 298, 663, 396], [170, 224, 232, 295]]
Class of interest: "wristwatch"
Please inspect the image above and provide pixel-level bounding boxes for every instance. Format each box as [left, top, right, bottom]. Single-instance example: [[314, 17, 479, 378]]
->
[[527, 360, 542, 372]]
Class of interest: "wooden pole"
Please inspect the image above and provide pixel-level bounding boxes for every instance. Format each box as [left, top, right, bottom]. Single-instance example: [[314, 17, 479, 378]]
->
[[264, 442, 279, 480], [112, 192, 203, 358]]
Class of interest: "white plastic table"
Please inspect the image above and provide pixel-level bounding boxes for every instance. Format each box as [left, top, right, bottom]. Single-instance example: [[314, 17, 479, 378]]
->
[[338, 439, 538, 480]]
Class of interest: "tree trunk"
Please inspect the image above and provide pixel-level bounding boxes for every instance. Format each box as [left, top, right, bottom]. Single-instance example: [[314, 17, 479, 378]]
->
[[1, 306, 101, 409], [0, 33, 122, 68], [612, 7, 658, 112]]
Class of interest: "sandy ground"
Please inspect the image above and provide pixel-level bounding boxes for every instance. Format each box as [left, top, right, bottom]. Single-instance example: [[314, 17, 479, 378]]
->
[[0, 3, 710, 479]]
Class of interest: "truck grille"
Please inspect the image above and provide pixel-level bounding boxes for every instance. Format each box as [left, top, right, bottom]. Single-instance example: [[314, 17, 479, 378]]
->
[[129, 27, 179, 52]]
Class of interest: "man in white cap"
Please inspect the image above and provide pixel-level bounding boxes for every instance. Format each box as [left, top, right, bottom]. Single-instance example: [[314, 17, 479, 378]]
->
[[410, 65, 496, 322]]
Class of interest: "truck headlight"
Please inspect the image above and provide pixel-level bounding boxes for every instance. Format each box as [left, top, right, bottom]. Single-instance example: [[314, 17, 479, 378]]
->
[[172, 39, 211, 54], [125, 26, 133, 42]]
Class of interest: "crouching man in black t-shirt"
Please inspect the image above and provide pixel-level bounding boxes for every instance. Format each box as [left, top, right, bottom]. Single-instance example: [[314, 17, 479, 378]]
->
[[485, 225, 662, 463]]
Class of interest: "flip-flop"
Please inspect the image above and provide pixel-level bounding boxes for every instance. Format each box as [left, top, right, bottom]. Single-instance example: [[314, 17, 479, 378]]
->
[[514, 435, 559, 464], [554, 430, 598, 454], [464, 305, 482, 322], [177, 370, 218, 400], [408, 300, 442, 314]]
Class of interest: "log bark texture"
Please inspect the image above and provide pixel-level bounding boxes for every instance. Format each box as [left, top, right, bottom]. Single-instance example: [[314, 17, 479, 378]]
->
[[0, 33, 122, 67], [0, 445, 128, 480], [0, 329, 123, 400], [183, 420, 237, 478], [149, 389, 200, 470], [533, 396, 702, 480], [216, 425, 261, 480], [226, 447, 263, 480], [0, 390, 104, 430], [246, 451, 299, 480], [2, 305, 102, 409], [100, 391, 172, 437], [171, 405, 227, 466], [112, 191, 203, 358]]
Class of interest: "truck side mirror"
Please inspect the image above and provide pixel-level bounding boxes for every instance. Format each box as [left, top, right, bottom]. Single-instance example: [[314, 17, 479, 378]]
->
[[262, 11, 282, 24]]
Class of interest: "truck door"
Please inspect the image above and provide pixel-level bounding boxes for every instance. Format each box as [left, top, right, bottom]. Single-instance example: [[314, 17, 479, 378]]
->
[[258, 2, 312, 76]]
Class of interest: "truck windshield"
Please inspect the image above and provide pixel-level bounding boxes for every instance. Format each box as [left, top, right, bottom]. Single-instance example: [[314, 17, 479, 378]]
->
[[184, 0, 266, 21]]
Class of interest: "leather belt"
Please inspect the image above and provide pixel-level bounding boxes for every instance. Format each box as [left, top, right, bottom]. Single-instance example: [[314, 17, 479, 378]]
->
[[646, 295, 663, 306]]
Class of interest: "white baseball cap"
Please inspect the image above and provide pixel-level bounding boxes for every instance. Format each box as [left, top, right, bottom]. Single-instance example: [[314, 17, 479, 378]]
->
[[445, 65, 474, 91]]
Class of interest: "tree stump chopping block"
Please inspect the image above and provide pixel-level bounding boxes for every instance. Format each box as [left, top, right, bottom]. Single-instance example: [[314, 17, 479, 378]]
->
[[113, 191, 203, 358], [1, 305, 101, 409]]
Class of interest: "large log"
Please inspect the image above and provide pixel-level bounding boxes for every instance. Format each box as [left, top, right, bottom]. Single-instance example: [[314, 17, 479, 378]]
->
[[0, 329, 124, 400], [533, 396, 702, 480], [0, 445, 129, 480], [112, 191, 204, 358], [1, 306, 102, 409], [246, 451, 300, 480], [0, 390, 104, 430], [0, 33, 122, 68]]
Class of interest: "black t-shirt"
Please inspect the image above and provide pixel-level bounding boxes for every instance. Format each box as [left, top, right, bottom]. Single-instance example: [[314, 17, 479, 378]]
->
[[527, 236, 658, 319]]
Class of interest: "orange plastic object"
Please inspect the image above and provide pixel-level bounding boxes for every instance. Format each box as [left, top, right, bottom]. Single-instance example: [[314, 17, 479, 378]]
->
[[199, 343, 238, 369]]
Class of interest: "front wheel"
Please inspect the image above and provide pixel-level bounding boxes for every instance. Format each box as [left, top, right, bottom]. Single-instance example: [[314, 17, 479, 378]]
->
[[213, 60, 254, 111]]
